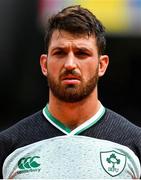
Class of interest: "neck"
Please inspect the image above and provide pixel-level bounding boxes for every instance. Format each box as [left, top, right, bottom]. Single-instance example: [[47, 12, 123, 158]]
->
[[48, 89, 101, 130]]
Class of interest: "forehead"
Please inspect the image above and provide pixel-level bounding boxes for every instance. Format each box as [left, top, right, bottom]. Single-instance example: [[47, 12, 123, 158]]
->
[[49, 30, 97, 50]]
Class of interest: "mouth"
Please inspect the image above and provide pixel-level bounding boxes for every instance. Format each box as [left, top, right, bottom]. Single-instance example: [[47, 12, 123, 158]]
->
[[61, 75, 81, 85]]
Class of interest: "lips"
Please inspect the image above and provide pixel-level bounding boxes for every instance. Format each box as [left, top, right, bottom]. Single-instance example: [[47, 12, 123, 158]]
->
[[61, 75, 81, 84], [62, 75, 81, 80]]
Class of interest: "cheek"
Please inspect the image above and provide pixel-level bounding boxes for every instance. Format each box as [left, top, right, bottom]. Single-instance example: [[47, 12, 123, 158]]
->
[[83, 62, 98, 79], [47, 61, 61, 78]]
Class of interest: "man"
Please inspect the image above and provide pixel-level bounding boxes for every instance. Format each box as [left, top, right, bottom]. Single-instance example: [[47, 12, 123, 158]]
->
[[0, 5, 141, 179]]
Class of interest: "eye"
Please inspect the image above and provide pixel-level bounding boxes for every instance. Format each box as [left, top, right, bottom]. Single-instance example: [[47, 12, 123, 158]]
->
[[75, 51, 90, 58], [53, 50, 66, 56]]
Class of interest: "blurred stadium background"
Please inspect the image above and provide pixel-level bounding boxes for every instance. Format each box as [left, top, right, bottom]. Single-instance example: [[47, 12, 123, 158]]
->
[[0, 0, 141, 131]]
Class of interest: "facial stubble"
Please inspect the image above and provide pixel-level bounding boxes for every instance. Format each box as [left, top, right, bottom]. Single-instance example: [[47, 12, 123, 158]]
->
[[47, 67, 99, 103]]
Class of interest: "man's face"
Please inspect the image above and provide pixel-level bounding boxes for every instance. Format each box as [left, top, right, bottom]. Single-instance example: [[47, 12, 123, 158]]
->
[[42, 30, 108, 102]]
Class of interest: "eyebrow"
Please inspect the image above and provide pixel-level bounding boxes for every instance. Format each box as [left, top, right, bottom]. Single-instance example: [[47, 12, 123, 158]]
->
[[50, 46, 93, 52]]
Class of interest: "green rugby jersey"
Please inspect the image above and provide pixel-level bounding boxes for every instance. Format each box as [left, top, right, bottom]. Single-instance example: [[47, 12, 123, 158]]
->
[[0, 104, 141, 179]]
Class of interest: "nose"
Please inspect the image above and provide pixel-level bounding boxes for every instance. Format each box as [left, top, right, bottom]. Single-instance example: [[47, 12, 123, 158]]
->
[[64, 53, 77, 70]]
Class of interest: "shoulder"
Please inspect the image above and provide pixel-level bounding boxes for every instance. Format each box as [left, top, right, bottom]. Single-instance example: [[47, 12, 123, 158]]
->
[[103, 108, 141, 154], [0, 110, 43, 137], [0, 110, 44, 178], [0, 110, 44, 150], [105, 108, 141, 133]]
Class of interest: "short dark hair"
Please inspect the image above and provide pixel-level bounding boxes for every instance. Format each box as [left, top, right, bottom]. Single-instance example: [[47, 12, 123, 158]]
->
[[44, 5, 106, 55]]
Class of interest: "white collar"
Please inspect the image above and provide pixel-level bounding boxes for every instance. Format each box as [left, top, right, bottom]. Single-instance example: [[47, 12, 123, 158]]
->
[[42, 103, 105, 135]]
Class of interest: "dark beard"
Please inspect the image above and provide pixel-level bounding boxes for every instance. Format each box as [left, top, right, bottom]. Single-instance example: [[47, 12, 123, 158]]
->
[[47, 69, 99, 103]]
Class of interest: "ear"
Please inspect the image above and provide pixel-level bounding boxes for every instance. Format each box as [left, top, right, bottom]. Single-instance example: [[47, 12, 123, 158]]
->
[[98, 55, 109, 77], [40, 54, 48, 77]]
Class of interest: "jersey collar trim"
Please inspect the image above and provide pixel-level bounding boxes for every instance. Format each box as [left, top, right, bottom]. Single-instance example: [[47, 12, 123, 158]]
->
[[42, 104, 105, 135]]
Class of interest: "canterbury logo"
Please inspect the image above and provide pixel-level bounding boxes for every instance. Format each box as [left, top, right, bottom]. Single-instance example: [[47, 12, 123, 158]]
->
[[18, 156, 40, 170]]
